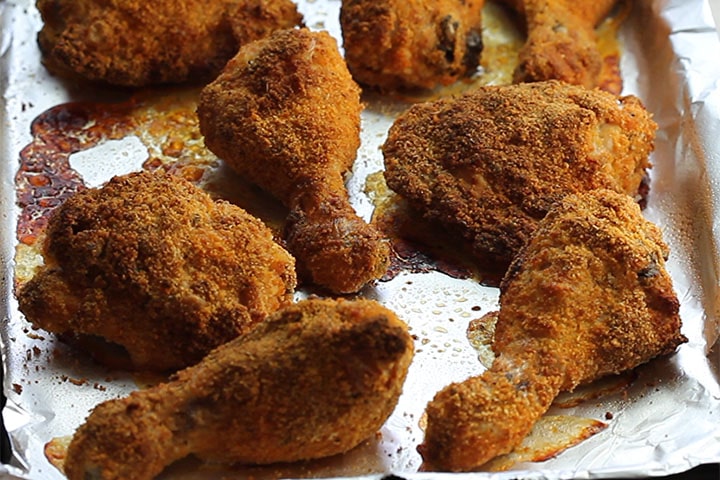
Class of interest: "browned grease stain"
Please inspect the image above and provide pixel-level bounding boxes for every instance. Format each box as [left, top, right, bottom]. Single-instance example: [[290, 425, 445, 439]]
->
[[16, 100, 135, 246], [370, 184, 505, 287], [481, 414, 608, 471], [15, 88, 215, 248]]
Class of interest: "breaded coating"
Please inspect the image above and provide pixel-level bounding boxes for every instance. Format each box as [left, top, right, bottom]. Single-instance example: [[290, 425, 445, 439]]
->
[[340, 0, 484, 91], [382, 80, 656, 273], [16, 171, 296, 372], [63, 298, 414, 480], [36, 0, 303, 86], [198, 28, 391, 294], [419, 189, 687, 471], [500, 0, 619, 89]]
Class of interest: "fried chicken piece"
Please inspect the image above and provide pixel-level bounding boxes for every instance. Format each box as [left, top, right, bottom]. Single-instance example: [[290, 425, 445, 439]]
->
[[16, 171, 296, 372], [419, 189, 687, 471], [36, 0, 303, 86], [382, 80, 656, 273], [63, 298, 414, 480], [500, 0, 619, 88], [198, 28, 391, 294], [339, 0, 484, 91]]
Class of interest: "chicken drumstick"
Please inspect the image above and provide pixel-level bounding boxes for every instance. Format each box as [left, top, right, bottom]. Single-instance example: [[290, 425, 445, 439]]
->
[[419, 189, 686, 471], [198, 28, 390, 294], [63, 298, 414, 480]]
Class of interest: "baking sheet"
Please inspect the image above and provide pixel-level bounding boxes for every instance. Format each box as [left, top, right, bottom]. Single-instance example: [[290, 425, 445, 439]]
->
[[1, 0, 720, 479]]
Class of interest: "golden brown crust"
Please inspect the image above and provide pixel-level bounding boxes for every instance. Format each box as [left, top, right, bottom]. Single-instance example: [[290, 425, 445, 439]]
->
[[198, 28, 361, 204], [17, 171, 296, 371], [496, 188, 686, 388], [63, 298, 414, 480], [36, 0, 303, 86], [198, 28, 391, 293], [382, 80, 656, 271], [419, 189, 686, 471], [225, 0, 305, 47], [340, 0, 485, 91]]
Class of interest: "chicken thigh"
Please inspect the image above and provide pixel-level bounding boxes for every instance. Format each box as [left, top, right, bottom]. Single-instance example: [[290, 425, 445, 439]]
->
[[198, 28, 390, 294], [419, 189, 686, 471], [382, 80, 656, 273], [63, 298, 414, 480], [36, 0, 303, 86], [16, 171, 296, 372]]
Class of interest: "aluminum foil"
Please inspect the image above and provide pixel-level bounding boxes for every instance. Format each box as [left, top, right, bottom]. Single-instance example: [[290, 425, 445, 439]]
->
[[1, 0, 719, 479]]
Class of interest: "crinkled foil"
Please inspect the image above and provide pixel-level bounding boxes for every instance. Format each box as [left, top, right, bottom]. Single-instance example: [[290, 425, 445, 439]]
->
[[1, 0, 719, 479]]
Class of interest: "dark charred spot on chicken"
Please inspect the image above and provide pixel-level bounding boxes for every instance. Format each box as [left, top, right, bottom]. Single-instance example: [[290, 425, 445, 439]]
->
[[437, 15, 459, 64], [462, 28, 483, 74], [637, 252, 663, 280]]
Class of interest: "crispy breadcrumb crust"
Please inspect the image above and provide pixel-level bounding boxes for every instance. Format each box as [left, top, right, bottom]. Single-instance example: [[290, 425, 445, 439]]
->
[[496, 188, 686, 388], [36, 0, 303, 86], [198, 28, 362, 206], [383, 80, 657, 272], [63, 298, 414, 480], [16, 171, 296, 372]]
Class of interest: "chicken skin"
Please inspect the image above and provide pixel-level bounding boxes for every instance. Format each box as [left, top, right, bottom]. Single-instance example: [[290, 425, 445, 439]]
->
[[382, 80, 656, 273], [419, 189, 687, 471], [63, 298, 414, 480], [36, 0, 303, 86], [500, 0, 620, 89], [198, 28, 391, 294], [339, 0, 484, 91], [16, 171, 296, 372]]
